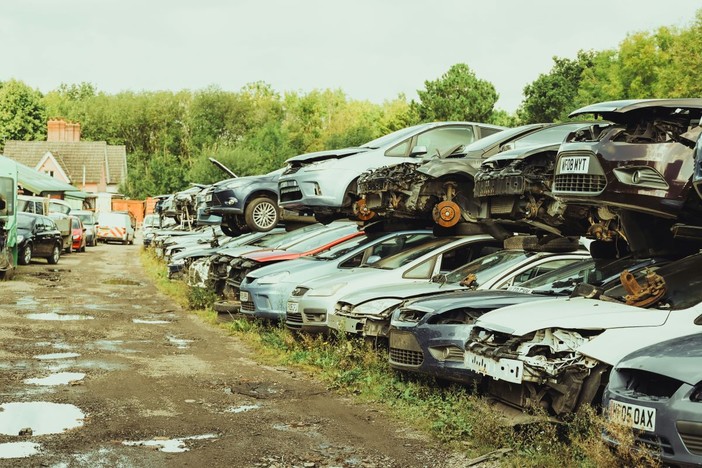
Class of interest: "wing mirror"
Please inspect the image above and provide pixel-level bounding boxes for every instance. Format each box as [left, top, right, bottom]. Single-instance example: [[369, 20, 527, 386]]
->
[[409, 145, 428, 157]]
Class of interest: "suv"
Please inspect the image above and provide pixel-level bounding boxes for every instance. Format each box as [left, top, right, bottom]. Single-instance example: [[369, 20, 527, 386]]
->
[[278, 122, 505, 223]]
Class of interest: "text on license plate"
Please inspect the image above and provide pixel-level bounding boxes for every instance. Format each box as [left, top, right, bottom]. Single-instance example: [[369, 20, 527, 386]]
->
[[286, 301, 299, 313], [608, 400, 656, 432], [239, 291, 249, 302], [560, 156, 590, 174]]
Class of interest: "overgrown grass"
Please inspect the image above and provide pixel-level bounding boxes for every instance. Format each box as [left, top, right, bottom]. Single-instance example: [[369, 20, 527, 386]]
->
[[140, 250, 660, 467]]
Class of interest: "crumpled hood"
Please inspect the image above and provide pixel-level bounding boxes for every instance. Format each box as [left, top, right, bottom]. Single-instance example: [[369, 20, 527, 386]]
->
[[285, 147, 370, 164], [614, 333, 702, 385], [476, 297, 671, 336], [339, 280, 452, 306], [482, 144, 559, 165], [406, 289, 554, 314]]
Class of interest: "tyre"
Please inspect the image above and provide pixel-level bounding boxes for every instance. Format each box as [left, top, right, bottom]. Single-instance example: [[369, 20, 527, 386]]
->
[[18, 244, 32, 265], [244, 197, 279, 232], [47, 244, 61, 264], [221, 222, 242, 237]]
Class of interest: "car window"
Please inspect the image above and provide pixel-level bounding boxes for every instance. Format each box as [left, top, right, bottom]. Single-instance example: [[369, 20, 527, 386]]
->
[[372, 237, 458, 270], [403, 257, 437, 279], [71, 217, 81, 229], [511, 123, 587, 149], [285, 227, 358, 253], [416, 127, 476, 157], [444, 250, 534, 286], [361, 125, 426, 149], [438, 243, 500, 272], [337, 233, 434, 268], [463, 124, 544, 153], [501, 258, 583, 287]]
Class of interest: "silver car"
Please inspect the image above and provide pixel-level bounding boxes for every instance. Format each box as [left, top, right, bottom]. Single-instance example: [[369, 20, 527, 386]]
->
[[238, 230, 433, 321], [278, 122, 505, 221], [285, 235, 502, 333]]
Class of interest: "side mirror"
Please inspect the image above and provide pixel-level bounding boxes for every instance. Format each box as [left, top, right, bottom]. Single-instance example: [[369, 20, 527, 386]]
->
[[409, 145, 428, 157], [366, 255, 381, 264], [431, 273, 446, 283]]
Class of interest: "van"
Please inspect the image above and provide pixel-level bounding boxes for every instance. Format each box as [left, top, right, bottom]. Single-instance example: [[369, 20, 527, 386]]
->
[[97, 211, 136, 245]]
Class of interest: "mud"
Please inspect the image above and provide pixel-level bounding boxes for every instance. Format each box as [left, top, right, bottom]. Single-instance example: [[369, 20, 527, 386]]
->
[[0, 238, 454, 467]]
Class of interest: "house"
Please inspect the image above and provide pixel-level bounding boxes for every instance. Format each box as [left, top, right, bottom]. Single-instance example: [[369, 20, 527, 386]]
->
[[3, 120, 127, 195]]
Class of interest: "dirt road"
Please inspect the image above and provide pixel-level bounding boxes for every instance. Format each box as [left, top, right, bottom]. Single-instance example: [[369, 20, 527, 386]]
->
[[0, 240, 454, 467]]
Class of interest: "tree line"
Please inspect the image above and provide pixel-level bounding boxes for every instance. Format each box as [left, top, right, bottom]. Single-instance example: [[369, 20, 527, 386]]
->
[[0, 10, 700, 198]]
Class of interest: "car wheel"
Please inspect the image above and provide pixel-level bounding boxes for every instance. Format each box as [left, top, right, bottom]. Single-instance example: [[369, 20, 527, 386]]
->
[[18, 244, 32, 265], [47, 244, 61, 264], [245, 197, 279, 232]]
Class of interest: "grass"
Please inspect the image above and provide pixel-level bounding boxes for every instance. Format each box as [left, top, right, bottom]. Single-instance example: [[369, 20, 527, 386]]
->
[[140, 249, 660, 467]]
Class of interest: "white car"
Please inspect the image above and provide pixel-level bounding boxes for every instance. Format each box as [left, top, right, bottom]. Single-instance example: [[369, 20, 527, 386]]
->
[[278, 122, 505, 221], [463, 253, 702, 416], [285, 235, 502, 332]]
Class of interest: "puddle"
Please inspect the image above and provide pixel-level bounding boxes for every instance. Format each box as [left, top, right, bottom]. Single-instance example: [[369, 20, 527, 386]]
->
[[34, 352, 81, 360], [24, 372, 86, 386], [0, 402, 84, 435], [133, 319, 171, 325], [24, 312, 94, 321], [226, 404, 261, 414], [16, 297, 39, 308], [0, 441, 42, 459], [47, 360, 127, 372], [122, 434, 217, 453], [167, 335, 193, 349]]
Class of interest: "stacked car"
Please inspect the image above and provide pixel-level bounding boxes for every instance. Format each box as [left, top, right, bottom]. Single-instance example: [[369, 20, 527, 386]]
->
[[146, 104, 702, 466]]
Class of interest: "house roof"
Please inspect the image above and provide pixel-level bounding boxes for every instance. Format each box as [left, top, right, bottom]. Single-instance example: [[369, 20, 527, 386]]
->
[[2, 141, 127, 186], [0, 155, 88, 199]]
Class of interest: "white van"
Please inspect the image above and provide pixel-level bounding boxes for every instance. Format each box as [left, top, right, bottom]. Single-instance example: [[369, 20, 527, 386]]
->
[[97, 211, 135, 245]]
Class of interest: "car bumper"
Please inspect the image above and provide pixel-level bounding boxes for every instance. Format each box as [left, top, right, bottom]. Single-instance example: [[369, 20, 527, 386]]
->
[[278, 173, 348, 212], [239, 283, 291, 321], [284, 295, 333, 332]]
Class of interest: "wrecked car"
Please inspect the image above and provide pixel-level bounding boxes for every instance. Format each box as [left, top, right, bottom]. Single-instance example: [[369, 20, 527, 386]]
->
[[278, 122, 504, 223], [284, 235, 502, 333], [603, 332, 702, 466], [330, 246, 589, 338], [473, 122, 597, 238], [388, 253, 669, 384], [205, 167, 284, 236], [354, 124, 561, 230], [215, 222, 364, 312], [239, 230, 433, 321], [552, 99, 702, 253], [464, 252, 702, 417]]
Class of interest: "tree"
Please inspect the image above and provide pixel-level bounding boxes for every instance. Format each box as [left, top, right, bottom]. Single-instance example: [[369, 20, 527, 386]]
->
[[413, 64, 498, 122], [0, 79, 46, 146], [519, 51, 597, 123]]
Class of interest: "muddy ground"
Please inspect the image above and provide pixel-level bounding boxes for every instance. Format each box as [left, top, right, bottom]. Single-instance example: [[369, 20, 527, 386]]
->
[[0, 238, 465, 467]]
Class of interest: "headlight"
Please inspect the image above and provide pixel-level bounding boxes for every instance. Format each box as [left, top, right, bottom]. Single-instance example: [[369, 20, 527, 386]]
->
[[308, 283, 347, 297], [354, 298, 403, 316], [691, 382, 702, 402], [73, 235, 80, 240], [257, 271, 291, 285]]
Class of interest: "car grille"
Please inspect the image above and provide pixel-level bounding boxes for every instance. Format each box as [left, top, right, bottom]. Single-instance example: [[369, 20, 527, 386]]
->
[[437, 345, 464, 362], [241, 301, 255, 312], [474, 176, 526, 197], [632, 432, 675, 456], [389, 348, 423, 367], [677, 421, 702, 455], [554, 174, 606, 194], [286, 313, 303, 329]]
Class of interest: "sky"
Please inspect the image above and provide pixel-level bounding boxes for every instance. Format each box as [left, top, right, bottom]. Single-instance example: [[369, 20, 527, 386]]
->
[[2, 0, 699, 113]]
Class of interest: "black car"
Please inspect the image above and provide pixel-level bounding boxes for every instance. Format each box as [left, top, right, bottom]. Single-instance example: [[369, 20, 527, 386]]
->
[[16, 212, 63, 265]]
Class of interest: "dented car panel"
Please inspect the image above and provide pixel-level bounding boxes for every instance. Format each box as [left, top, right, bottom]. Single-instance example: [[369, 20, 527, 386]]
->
[[603, 333, 702, 466], [553, 99, 702, 221]]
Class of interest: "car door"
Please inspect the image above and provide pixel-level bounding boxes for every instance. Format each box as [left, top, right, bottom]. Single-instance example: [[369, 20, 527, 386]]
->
[[32, 218, 52, 256]]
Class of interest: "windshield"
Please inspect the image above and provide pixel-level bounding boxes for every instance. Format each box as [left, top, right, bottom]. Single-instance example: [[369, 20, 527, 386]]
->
[[17, 213, 35, 230], [603, 253, 702, 310], [445, 249, 533, 285], [75, 213, 95, 224], [71, 217, 81, 229], [462, 124, 544, 154], [284, 225, 359, 253], [372, 237, 456, 270], [361, 124, 427, 149], [313, 235, 370, 260], [510, 123, 589, 149]]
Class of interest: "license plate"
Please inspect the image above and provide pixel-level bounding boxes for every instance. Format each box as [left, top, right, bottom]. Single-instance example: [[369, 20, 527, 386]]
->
[[286, 301, 299, 314], [239, 291, 249, 302], [608, 400, 656, 432], [464, 350, 524, 384], [559, 156, 590, 174]]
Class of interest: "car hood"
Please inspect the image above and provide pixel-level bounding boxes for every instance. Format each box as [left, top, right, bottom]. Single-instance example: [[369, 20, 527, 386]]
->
[[475, 297, 671, 336], [285, 147, 370, 164], [339, 280, 458, 306], [482, 144, 560, 164], [407, 289, 557, 313], [569, 99, 702, 123], [614, 333, 702, 385]]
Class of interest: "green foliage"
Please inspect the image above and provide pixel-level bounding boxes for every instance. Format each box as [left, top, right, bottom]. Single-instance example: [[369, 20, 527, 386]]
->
[[0, 79, 47, 145], [414, 63, 498, 123], [187, 286, 218, 310]]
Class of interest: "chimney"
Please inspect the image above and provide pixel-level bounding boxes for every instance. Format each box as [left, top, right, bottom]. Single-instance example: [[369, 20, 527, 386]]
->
[[47, 120, 81, 142], [47, 120, 61, 141]]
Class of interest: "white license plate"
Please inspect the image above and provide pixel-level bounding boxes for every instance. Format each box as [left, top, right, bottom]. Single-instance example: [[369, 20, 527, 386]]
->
[[559, 156, 590, 174], [464, 350, 524, 384], [286, 301, 299, 314], [239, 291, 249, 302], [608, 400, 656, 432]]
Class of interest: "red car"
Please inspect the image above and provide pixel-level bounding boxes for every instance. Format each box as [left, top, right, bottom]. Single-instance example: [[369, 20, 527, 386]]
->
[[71, 215, 87, 252]]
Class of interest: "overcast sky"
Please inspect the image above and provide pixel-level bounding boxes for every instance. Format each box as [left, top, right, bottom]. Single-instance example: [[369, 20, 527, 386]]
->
[[2, 0, 699, 113]]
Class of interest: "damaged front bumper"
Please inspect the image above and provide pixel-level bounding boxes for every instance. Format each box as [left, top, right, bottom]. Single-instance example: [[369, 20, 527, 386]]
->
[[357, 163, 432, 218]]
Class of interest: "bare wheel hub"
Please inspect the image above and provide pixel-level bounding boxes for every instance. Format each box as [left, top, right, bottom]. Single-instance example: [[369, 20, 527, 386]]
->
[[353, 199, 376, 221], [433, 201, 461, 227]]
